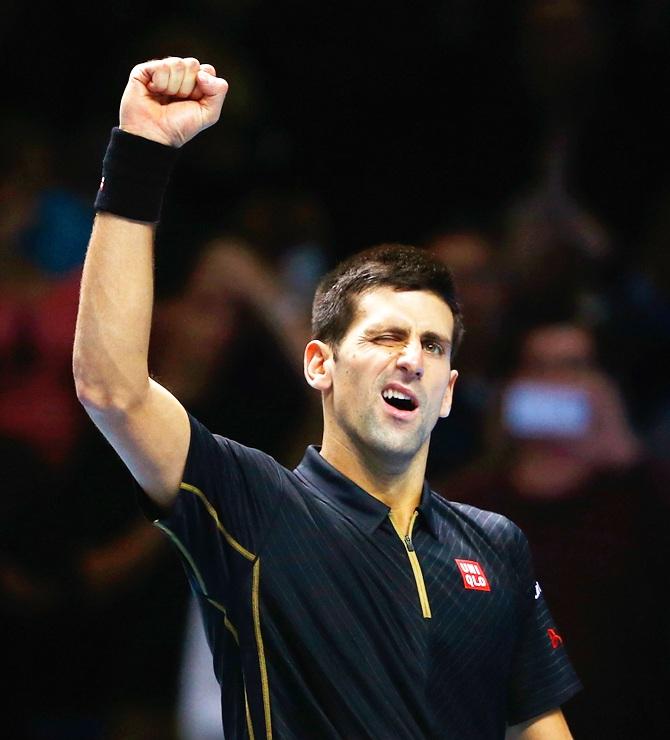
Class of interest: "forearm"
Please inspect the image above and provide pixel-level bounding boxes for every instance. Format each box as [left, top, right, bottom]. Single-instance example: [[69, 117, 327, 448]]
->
[[506, 708, 573, 739], [73, 212, 155, 410]]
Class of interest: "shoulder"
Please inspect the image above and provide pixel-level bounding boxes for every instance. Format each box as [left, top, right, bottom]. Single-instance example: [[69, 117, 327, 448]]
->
[[184, 412, 292, 489], [429, 489, 529, 554], [430, 489, 520, 533], [430, 491, 537, 599]]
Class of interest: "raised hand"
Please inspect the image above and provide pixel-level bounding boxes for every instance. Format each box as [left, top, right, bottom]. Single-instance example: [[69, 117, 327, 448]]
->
[[119, 56, 229, 147]]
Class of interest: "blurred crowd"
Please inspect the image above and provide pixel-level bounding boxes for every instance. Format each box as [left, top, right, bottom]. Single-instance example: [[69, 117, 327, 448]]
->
[[2, 2, 670, 739]]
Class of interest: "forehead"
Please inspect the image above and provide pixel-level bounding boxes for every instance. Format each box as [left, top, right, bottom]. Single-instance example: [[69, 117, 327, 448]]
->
[[347, 287, 455, 337]]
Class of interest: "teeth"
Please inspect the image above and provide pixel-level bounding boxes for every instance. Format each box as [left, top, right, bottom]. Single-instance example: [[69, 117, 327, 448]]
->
[[382, 389, 411, 401]]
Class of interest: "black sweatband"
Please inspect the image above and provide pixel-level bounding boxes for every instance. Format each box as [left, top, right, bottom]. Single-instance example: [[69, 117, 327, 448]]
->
[[94, 127, 181, 223]]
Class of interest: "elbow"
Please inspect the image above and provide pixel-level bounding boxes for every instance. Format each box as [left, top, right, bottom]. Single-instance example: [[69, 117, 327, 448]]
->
[[74, 377, 120, 413], [73, 362, 147, 416]]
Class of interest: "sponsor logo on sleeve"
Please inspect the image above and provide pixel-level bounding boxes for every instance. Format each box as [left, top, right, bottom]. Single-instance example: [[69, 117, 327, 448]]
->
[[455, 559, 491, 591], [547, 628, 564, 649]]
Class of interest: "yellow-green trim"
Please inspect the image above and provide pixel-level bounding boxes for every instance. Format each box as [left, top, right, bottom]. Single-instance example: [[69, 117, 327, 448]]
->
[[158, 489, 261, 737], [155, 522, 208, 593], [389, 511, 432, 619], [180, 482, 256, 561], [244, 684, 255, 740], [155, 522, 242, 639], [207, 597, 240, 644], [406, 513, 432, 618], [252, 558, 272, 738]]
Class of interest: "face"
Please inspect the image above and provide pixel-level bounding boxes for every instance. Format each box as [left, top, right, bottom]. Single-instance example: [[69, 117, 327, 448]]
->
[[306, 287, 458, 469], [503, 325, 597, 450]]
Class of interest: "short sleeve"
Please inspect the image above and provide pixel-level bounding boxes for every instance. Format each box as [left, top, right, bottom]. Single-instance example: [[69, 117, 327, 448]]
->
[[138, 412, 286, 609], [506, 524, 583, 725]]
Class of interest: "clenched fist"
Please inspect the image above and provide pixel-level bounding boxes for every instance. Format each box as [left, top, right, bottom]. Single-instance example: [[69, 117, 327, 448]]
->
[[119, 56, 229, 148]]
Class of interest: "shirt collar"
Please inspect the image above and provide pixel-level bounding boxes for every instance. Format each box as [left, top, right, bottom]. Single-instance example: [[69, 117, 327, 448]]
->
[[294, 445, 439, 538]]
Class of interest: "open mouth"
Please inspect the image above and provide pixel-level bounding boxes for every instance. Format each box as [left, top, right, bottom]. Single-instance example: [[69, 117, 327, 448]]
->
[[381, 388, 418, 412]]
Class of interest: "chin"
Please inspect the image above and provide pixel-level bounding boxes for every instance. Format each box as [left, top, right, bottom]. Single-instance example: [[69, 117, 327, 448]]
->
[[364, 429, 426, 464]]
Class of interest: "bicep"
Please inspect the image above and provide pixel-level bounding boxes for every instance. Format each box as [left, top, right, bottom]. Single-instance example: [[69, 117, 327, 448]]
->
[[506, 708, 573, 740], [85, 378, 190, 509]]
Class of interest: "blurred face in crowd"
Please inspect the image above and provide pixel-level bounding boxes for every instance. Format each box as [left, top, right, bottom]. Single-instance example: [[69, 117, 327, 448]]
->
[[428, 231, 506, 373], [428, 232, 502, 330], [504, 324, 601, 460], [306, 287, 458, 472], [500, 323, 639, 497]]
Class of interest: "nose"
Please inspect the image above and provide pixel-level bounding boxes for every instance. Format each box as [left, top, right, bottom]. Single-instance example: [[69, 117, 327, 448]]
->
[[397, 339, 424, 379]]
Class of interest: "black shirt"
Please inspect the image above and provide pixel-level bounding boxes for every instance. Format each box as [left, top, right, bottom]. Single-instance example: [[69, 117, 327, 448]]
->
[[146, 414, 581, 739]]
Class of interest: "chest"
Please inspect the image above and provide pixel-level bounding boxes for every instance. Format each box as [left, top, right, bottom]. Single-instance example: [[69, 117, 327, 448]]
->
[[242, 493, 524, 678]]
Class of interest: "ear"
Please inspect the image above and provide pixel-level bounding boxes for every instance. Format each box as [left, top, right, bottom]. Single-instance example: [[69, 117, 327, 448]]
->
[[304, 340, 334, 391], [439, 369, 459, 418]]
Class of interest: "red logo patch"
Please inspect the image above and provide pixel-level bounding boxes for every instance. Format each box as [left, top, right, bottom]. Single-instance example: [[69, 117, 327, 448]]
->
[[455, 559, 491, 591], [547, 628, 563, 649]]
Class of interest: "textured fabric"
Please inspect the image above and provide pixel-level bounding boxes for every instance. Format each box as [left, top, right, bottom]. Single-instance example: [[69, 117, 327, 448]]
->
[[145, 414, 581, 739], [94, 128, 179, 223]]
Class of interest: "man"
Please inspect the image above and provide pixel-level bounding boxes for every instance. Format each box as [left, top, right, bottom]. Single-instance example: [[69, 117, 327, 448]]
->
[[73, 57, 581, 739]]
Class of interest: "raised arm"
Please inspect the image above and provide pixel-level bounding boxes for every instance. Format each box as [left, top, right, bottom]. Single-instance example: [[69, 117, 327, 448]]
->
[[73, 57, 228, 508]]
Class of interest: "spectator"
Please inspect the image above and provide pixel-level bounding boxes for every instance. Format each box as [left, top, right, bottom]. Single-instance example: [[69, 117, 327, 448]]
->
[[0, 113, 186, 740], [0, 117, 93, 736]]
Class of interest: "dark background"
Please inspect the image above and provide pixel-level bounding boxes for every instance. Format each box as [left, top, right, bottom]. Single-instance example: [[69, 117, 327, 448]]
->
[[4, 1, 669, 259], [3, 2, 670, 739]]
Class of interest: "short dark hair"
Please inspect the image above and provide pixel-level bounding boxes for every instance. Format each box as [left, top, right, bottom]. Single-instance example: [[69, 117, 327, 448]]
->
[[311, 243, 464, 357]]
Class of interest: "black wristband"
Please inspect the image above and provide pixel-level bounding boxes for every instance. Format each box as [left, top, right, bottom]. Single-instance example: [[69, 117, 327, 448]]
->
[[94, 127, 181, 223]]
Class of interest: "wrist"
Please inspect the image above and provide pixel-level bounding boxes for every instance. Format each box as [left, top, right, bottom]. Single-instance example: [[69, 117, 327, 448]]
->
[[118, 124, 173, 148], [93, 127, 181, 223]]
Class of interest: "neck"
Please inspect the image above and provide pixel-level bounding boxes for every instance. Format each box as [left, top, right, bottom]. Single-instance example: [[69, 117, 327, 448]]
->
[[320, 433, 428, 531]]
